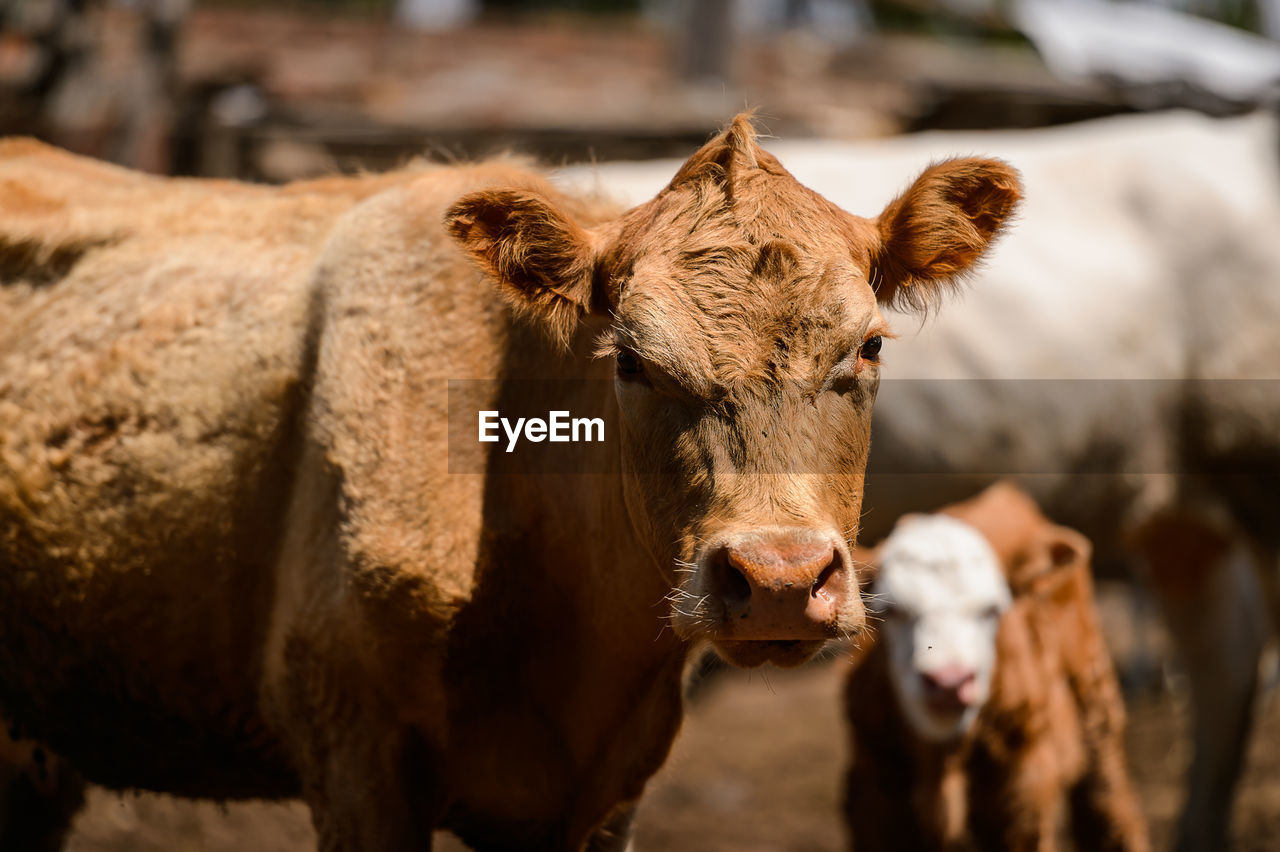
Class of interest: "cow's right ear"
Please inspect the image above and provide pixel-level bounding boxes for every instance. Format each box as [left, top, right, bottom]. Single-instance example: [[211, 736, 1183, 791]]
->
[[445, 189, 603, 348]]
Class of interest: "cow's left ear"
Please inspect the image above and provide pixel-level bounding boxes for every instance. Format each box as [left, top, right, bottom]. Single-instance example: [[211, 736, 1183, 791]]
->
[[872, 158, 1022, 310], [1009, 523, 1090, 598], [445, 188, 604, 348]]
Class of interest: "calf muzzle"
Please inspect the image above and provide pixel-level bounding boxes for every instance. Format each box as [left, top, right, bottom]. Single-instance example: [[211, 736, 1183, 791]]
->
[[920, 665, 978, 714]]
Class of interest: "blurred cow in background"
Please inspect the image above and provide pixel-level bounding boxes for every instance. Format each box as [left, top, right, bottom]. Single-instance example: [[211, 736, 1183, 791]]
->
[[844, 482, 1149, 852]]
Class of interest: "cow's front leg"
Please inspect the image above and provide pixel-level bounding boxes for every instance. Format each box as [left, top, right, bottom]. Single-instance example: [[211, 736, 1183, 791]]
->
[[1068, 685, 1150, 851], [972, 746, 1062, 852], [300, 722, 442, 852], [1000, 788, 1060, 852], [1067, 616, 1151, 851], [1068, 747, 1150, 852], [273, 633, 443, 852]]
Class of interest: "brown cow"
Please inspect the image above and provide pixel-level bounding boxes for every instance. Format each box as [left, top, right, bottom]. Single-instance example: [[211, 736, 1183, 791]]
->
[[844, 483, 1148, 852], [0, 117, 1019, 850]]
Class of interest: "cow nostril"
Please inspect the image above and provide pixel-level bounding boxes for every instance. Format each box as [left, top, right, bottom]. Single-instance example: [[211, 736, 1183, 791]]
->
[[716, 549, 753, 605], [811, 549, 840, 598]]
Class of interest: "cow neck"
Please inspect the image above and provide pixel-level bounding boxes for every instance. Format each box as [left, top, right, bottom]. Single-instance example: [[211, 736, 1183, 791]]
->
[[490, 318, 675, 643], [472, 319, 688, 799]]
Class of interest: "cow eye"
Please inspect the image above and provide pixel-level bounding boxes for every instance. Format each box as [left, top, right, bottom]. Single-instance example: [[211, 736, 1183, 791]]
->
[[860, 335, 883, 363], [615, 349, 644, 380], [982, 605, 1002, 621]]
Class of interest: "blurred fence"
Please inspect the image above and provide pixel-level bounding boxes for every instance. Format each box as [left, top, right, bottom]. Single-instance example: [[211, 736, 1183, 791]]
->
[[1, 0, 1276, 181]]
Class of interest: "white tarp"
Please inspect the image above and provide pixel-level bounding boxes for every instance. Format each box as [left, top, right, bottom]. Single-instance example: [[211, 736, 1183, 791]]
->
[[1014, 0, 1280, 102]]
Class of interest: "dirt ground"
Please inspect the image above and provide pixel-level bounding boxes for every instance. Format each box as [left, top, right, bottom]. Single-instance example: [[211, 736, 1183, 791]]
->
[[63, 651, 1280, 851]]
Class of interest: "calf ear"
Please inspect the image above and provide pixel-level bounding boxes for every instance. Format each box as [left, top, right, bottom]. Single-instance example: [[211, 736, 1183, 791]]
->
[[873, 158, 1022, 311], [445, 189, 602, 348], [1010, 524, 1090, 598]]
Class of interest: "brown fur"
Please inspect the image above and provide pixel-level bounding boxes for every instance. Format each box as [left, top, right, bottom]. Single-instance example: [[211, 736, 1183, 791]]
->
[[0, 118, 1018, 850], [845, 484, 1149, 851]]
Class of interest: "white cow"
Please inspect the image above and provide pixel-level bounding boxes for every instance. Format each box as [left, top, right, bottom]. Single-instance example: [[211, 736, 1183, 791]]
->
[[559, 109, 1280, 851]]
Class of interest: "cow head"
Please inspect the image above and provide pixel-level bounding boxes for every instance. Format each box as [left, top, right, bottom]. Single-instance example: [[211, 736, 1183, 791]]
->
[[445, 116, 1020, 668]]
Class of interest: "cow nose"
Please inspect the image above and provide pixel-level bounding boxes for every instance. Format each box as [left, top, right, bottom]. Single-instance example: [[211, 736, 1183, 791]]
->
[[710, 530, 860, 640], [920, 666, 978, 710]]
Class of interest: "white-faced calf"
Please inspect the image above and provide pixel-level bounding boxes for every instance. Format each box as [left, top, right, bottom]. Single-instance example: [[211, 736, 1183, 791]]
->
[[844, 483, 1150, 851]]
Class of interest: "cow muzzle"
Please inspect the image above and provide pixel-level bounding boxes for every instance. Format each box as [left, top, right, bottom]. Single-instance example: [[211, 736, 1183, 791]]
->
[[700, 528, 864, 641]]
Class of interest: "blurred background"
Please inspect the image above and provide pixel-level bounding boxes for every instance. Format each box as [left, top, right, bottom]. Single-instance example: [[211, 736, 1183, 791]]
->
[[4, 0, 1279, 180], [4, 0, 1280, 849]]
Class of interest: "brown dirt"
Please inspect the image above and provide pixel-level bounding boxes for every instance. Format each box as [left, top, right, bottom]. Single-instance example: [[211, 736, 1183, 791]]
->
[[61, 655, 1280, 851], [636, 661, 1280, 852]]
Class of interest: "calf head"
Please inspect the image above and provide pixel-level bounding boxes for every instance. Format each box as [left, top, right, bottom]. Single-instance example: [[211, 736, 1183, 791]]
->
[[446, 116, 1020, 668], [870, 484, 1093, 743], [871, 515, 1011, 741]]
